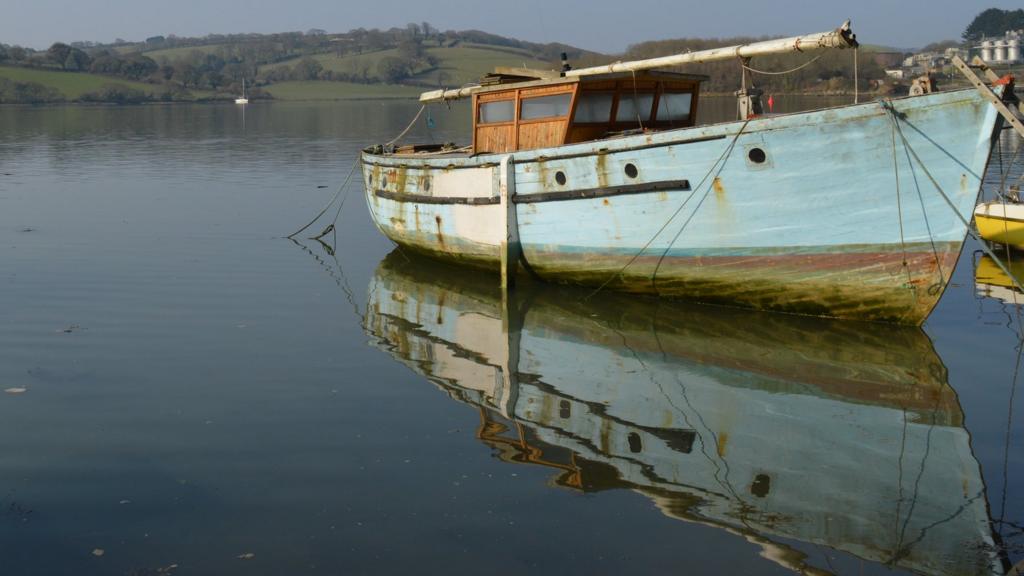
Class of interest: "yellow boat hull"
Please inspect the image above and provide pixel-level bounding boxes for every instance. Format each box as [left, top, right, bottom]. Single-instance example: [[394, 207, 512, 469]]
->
[[975, 202, 1024, 247]]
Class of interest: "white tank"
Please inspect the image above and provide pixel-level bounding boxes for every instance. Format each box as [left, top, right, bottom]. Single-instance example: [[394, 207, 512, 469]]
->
[[995, 42, 1007, 62], [1009, 38, 1022, 63], [982, 40, 994, 62]]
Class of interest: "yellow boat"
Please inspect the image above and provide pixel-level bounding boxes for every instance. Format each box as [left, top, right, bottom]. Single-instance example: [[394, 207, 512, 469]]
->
[[975, 253, 1024, 303], [974, 200, 1024, 247]]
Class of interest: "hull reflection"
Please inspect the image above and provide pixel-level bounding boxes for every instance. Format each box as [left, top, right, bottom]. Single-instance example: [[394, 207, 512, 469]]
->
[[366, 251, 1001, 576]]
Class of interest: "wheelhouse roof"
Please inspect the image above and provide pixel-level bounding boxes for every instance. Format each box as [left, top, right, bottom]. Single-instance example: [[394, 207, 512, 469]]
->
[[471, 69, 709, 97]]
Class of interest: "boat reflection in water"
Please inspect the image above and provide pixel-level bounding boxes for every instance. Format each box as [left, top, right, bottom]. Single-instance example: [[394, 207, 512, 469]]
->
[[366, 251, 1001, 575], [976, 253, 1024, 306]]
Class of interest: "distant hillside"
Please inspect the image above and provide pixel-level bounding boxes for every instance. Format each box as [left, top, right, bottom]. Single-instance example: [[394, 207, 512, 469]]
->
[[0, 24, 600, 102], [260, 43, 554, 87], [0, 20, 964, 104]]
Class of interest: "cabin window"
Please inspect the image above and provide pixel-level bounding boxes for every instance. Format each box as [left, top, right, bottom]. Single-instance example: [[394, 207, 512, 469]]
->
[[656, 92, 693, 122], [615, 93, 655, 122], [520, 93, 571, 120], [479, 100, 514, 124], [574, 92, 614, 123]]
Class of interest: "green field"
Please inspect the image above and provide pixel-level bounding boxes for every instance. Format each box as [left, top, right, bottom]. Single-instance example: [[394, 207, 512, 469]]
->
[[262, 48, 405, 75], [143, 43, 232, 60], [414, 45, 553, 85], [263, 44, 554, 86], [0, 65, 158, 98], [263, 81, 421, 100]]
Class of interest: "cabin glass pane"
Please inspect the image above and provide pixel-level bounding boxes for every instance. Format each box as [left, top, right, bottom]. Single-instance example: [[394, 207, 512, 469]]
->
[[616, 93, 654, 122], [657, 92, 693, 121], [574, 92, 613, 123], [520, 93, 571, 120], [479, 100, 514, 124]]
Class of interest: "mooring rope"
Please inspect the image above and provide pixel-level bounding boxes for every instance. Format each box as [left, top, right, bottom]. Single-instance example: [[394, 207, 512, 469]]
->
[[890, 118, 914, 289], [285, 160, 360, 239], [385, 104, 426, 147], [885, 102, 947, 284], [887, 105, 1024, 293], [582, 120, 751, 300], [651, 121, 750, 290]]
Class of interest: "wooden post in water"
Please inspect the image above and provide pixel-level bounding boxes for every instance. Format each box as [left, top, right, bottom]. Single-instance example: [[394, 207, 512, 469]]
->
[[499, 155, 521, 290]]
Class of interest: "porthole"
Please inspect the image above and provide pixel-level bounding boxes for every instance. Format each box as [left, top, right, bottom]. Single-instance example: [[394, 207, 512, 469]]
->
[[624, 163, 638, 178], [382, 176, 388, 188], [750, 473, 771, 498], [748, 147, 767, 164], [423, 177, 431, 191], [628, 432, 642, 453], [555, 171, 567, 186], [559, 400, 570, 419], [368, 174, 373, 185]]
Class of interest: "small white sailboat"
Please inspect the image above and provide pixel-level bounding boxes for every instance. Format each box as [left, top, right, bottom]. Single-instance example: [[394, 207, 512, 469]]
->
[[235, 78, 249, 105]]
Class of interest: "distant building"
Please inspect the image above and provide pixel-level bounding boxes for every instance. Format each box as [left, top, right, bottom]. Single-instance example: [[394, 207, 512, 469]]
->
[[943, 47, 968, 61], [978, 30, 1023, 64]]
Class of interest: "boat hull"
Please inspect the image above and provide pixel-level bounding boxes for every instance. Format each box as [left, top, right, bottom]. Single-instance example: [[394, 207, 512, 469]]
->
[[975, 201, 1024, 247], [362, 88, 1002, 324]]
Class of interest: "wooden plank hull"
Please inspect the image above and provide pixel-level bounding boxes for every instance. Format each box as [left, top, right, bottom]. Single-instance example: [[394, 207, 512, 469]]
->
[[362, 88, 1002, 324]]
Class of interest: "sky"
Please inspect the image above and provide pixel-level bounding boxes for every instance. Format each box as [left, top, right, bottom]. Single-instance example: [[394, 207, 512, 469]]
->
[[0, 0, 1014, 52]]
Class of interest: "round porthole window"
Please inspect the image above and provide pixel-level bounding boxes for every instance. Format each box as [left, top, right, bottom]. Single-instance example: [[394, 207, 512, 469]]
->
[[368, 174, 373, 185], [624, 163, 639, 178], [748, 148, 767, 164], [555, 171, 567, 186], [423, 178, 431, 191], [382, 176, 388, 188]]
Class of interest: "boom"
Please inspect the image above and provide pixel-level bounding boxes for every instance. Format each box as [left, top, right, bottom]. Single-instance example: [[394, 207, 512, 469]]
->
[[419, 21, 857, 104]]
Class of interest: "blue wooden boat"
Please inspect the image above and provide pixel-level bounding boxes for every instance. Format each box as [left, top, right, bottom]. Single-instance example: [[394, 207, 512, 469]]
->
[[364, 252, 1004, 576], [361, 22, 1009, 324]]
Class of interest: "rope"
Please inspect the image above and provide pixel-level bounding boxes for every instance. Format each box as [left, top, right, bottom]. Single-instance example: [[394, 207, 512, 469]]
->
[[582, 120, 750, 300], [854, 46, 859, 104], [285, 160, 360, 239], [740, 52, 824, 76], [652, 121, 751, 288], [885, 102, 946, 284], [385, 104, 426, 147], [888, 104, 1024, 293], [890, 119, 914, 288], [630, 70, 645, 130]]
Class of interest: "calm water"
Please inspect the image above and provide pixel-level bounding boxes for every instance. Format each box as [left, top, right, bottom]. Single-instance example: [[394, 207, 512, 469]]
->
[[0, 98, 1022, 575]]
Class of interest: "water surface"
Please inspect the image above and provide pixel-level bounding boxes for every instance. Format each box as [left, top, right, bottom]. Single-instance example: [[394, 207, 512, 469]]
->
[[0, 98, 1022, 575]]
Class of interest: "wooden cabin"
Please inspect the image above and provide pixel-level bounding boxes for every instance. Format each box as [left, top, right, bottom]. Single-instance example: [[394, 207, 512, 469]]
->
[[472, 69, 707, 154]]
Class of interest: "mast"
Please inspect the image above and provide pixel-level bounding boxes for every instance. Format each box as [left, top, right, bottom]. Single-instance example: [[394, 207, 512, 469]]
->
[[419, 21, 857, 103]]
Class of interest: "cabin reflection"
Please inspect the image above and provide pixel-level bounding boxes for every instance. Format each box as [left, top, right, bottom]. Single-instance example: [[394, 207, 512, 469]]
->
[[366, 250, 1001, 576]]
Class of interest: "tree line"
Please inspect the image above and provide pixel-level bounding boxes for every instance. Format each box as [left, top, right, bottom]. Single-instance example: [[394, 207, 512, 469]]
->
[[0, 23, 591, 103], [963, 8, 1024, 42], [5, 11, 1013, 105]]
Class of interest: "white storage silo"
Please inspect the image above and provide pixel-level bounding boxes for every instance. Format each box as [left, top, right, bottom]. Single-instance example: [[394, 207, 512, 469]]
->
[[981, 40, 994, 62], [1009, 38, 1022, 63]]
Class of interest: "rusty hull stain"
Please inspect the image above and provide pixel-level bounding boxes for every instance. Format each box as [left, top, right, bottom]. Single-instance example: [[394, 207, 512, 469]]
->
[[435, 214, 445, 249], [595, 153, 609, 189], [520, 242, 960, 325], [716, 432, 729, 457]]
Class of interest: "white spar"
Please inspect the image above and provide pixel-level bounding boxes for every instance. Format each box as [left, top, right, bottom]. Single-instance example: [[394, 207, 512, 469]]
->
[[418, 20, 857, 103]]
